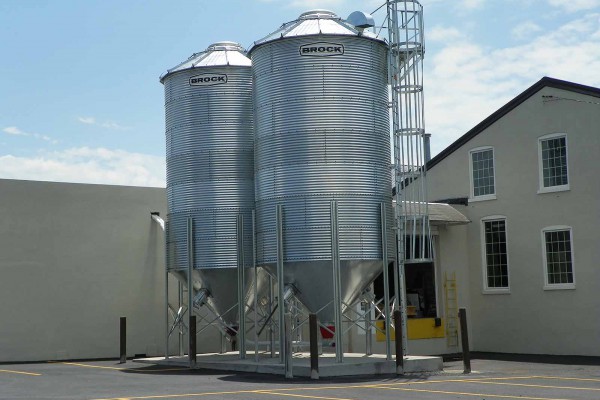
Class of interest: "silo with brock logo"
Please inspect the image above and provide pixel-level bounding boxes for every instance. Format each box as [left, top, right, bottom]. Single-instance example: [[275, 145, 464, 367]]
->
[[160, 42, 260, 324], [249, 10, 393, 323]]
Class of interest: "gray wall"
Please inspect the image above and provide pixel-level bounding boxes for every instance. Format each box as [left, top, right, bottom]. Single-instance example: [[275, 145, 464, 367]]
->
[[0, 179, 171, 362], [426, 86, 600, 356]]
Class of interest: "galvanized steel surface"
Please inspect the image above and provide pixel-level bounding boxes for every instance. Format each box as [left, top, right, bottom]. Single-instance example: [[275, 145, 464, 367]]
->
[[252, 32, 393, 267], [162, 44, 254, 274], [160, 41, 251, 82], [250, 10, 381, 50]]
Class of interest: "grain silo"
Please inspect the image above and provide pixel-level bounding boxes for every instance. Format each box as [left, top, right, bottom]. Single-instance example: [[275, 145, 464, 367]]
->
[[249, 10, 394, 323], [160, 42, 259, 324]]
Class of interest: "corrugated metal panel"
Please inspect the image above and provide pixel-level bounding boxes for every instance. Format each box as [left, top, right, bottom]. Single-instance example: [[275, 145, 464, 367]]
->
[[162, 47, 254, 272], [251, 30, 393, 316]]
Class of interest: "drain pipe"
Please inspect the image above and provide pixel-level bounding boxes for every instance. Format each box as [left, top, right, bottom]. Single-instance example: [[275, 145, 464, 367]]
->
[[151, 211, 165, 231]]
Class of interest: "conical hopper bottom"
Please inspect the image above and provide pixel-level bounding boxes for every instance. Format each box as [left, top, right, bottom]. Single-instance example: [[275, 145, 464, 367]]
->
[[169, 267, 270, 326], [263, 259, 383, 323]]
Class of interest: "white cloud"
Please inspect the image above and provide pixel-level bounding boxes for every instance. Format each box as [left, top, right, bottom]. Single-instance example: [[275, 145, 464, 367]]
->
[[3, 126, 28, 136], [257, 0, 344, 7], [100, 121, 130, 130], [461, 0, 486, 9], [428, 26, 465, 43], [2, 126, 57, 144], [425, 13, 600, 156], [77, 116, 96, 125], [511, 21, 543, 40], [0, 147, 166, 187], [548, 0, 600, 12], [77, 116, 131, 130]]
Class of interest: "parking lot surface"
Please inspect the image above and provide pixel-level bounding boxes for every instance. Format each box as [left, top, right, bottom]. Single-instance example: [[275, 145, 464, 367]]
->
[[1, 354, 599, 400]]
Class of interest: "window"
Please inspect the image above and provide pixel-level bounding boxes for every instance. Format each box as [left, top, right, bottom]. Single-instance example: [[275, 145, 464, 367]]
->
[[538, 133, 569, 193], [481, 217, 509, 292], [470, 147, 496, 201], [542, 226, 575, 290]]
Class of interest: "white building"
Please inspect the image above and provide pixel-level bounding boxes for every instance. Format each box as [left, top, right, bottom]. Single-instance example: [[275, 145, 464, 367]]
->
[[424, 77, 600, 356], [0, 179, 173, 362]]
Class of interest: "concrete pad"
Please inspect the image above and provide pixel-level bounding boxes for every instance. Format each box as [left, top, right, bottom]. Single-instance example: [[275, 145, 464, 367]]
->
[[136, 352, 443, 378]]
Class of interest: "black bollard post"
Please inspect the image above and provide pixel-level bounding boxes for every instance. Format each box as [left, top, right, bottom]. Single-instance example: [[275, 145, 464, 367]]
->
[[458, 308, 471, 374], [393, 310, 404, 374], [189, 315, 196, 366], [119, 317, 126, 364], [309, 313, 319, 380]]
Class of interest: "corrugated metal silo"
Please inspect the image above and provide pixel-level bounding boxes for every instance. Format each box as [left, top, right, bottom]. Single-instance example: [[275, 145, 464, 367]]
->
[[160, 42, 257, 324], [249, 11, 394, 322]]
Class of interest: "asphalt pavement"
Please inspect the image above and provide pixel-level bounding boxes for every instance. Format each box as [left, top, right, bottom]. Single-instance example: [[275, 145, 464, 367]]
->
[[1, 353, 599, 400]]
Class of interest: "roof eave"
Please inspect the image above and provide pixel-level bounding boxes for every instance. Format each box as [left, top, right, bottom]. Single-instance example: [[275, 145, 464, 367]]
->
[[426, 77, 600, 171]]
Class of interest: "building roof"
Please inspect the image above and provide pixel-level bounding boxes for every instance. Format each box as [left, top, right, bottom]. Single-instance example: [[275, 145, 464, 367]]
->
[[427, 77, 600, 171], [397, 201, 470, 225], [427, 203, 470, 225]]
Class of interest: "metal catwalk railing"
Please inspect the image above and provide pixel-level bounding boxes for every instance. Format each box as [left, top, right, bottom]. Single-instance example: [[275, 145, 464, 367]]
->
[[387, 0, 433, 353]]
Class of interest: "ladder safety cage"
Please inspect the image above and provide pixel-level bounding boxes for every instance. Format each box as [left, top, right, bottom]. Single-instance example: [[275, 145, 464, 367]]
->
[[386, 0, 434, 354]]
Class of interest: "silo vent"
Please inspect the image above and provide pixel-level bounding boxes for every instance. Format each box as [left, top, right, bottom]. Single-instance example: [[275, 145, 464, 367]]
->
[[206, 41, 245, 52], [298, 9, 338, 19], [347, 11, 375, 29]]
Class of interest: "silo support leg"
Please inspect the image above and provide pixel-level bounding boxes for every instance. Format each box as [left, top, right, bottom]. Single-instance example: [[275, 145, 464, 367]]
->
[[381, 203, 392, 360], [186, 217, 194, 358], [284, 313, 293, 378], [237, 214, 246, 359], [331, 200, 343, 363], [276, 204, 286, 364]]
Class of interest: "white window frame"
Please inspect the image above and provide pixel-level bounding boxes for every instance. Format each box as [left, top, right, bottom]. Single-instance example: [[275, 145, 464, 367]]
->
[[469, 146, 497, 202], [541, 225, 575, 290], [538, 133, 570, 194], [481, 215, 510, 294]]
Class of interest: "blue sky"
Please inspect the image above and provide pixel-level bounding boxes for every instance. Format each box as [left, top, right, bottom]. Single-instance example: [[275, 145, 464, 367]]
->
[[1, 0, 599, 187]]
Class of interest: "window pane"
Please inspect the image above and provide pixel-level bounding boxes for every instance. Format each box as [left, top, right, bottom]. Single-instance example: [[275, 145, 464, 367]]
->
[[483, 219, 508, 288], [472, 149, 495, 197], [541, 136, 568, 188], [544, 229, 574, 286]]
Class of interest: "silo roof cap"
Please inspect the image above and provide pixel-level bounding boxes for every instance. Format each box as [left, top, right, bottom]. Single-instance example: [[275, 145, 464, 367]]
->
[[248, 9, 384, 54], [160, 41, 250, 83], [298, 9, 338, 19]]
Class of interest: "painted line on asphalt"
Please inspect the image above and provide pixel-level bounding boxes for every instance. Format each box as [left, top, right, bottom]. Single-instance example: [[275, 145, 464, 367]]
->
[[0, 369, 41, 376], [533, 375, 600, 383], [90, 389, 280, 400], [89, 375, 543, 400], [378, 385, 574, 400], [459, 379, 600, 391], [260, 392, 358, 400], [55, 361, 190, 373]]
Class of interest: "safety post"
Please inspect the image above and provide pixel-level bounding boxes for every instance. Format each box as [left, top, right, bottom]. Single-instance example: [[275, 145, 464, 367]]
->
[[189, 315, 196, 366], [459, 308, 471, 373], [309, 313, 319, 380], [393, 310, 403, 374], [119, 316, 126, 364]]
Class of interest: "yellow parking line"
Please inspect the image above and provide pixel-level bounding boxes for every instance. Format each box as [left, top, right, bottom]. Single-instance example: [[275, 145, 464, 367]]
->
[[461, 379, 600, 391], [379, 386, 573, 400], [90, 375, 542, 400], [56, 362, 189, 373], [88, 376, 548, 400], [0, 369, 41, 376], [533, 375, 600, 383], [90, 389, 276, 400], [261, 392, 358, 400]]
